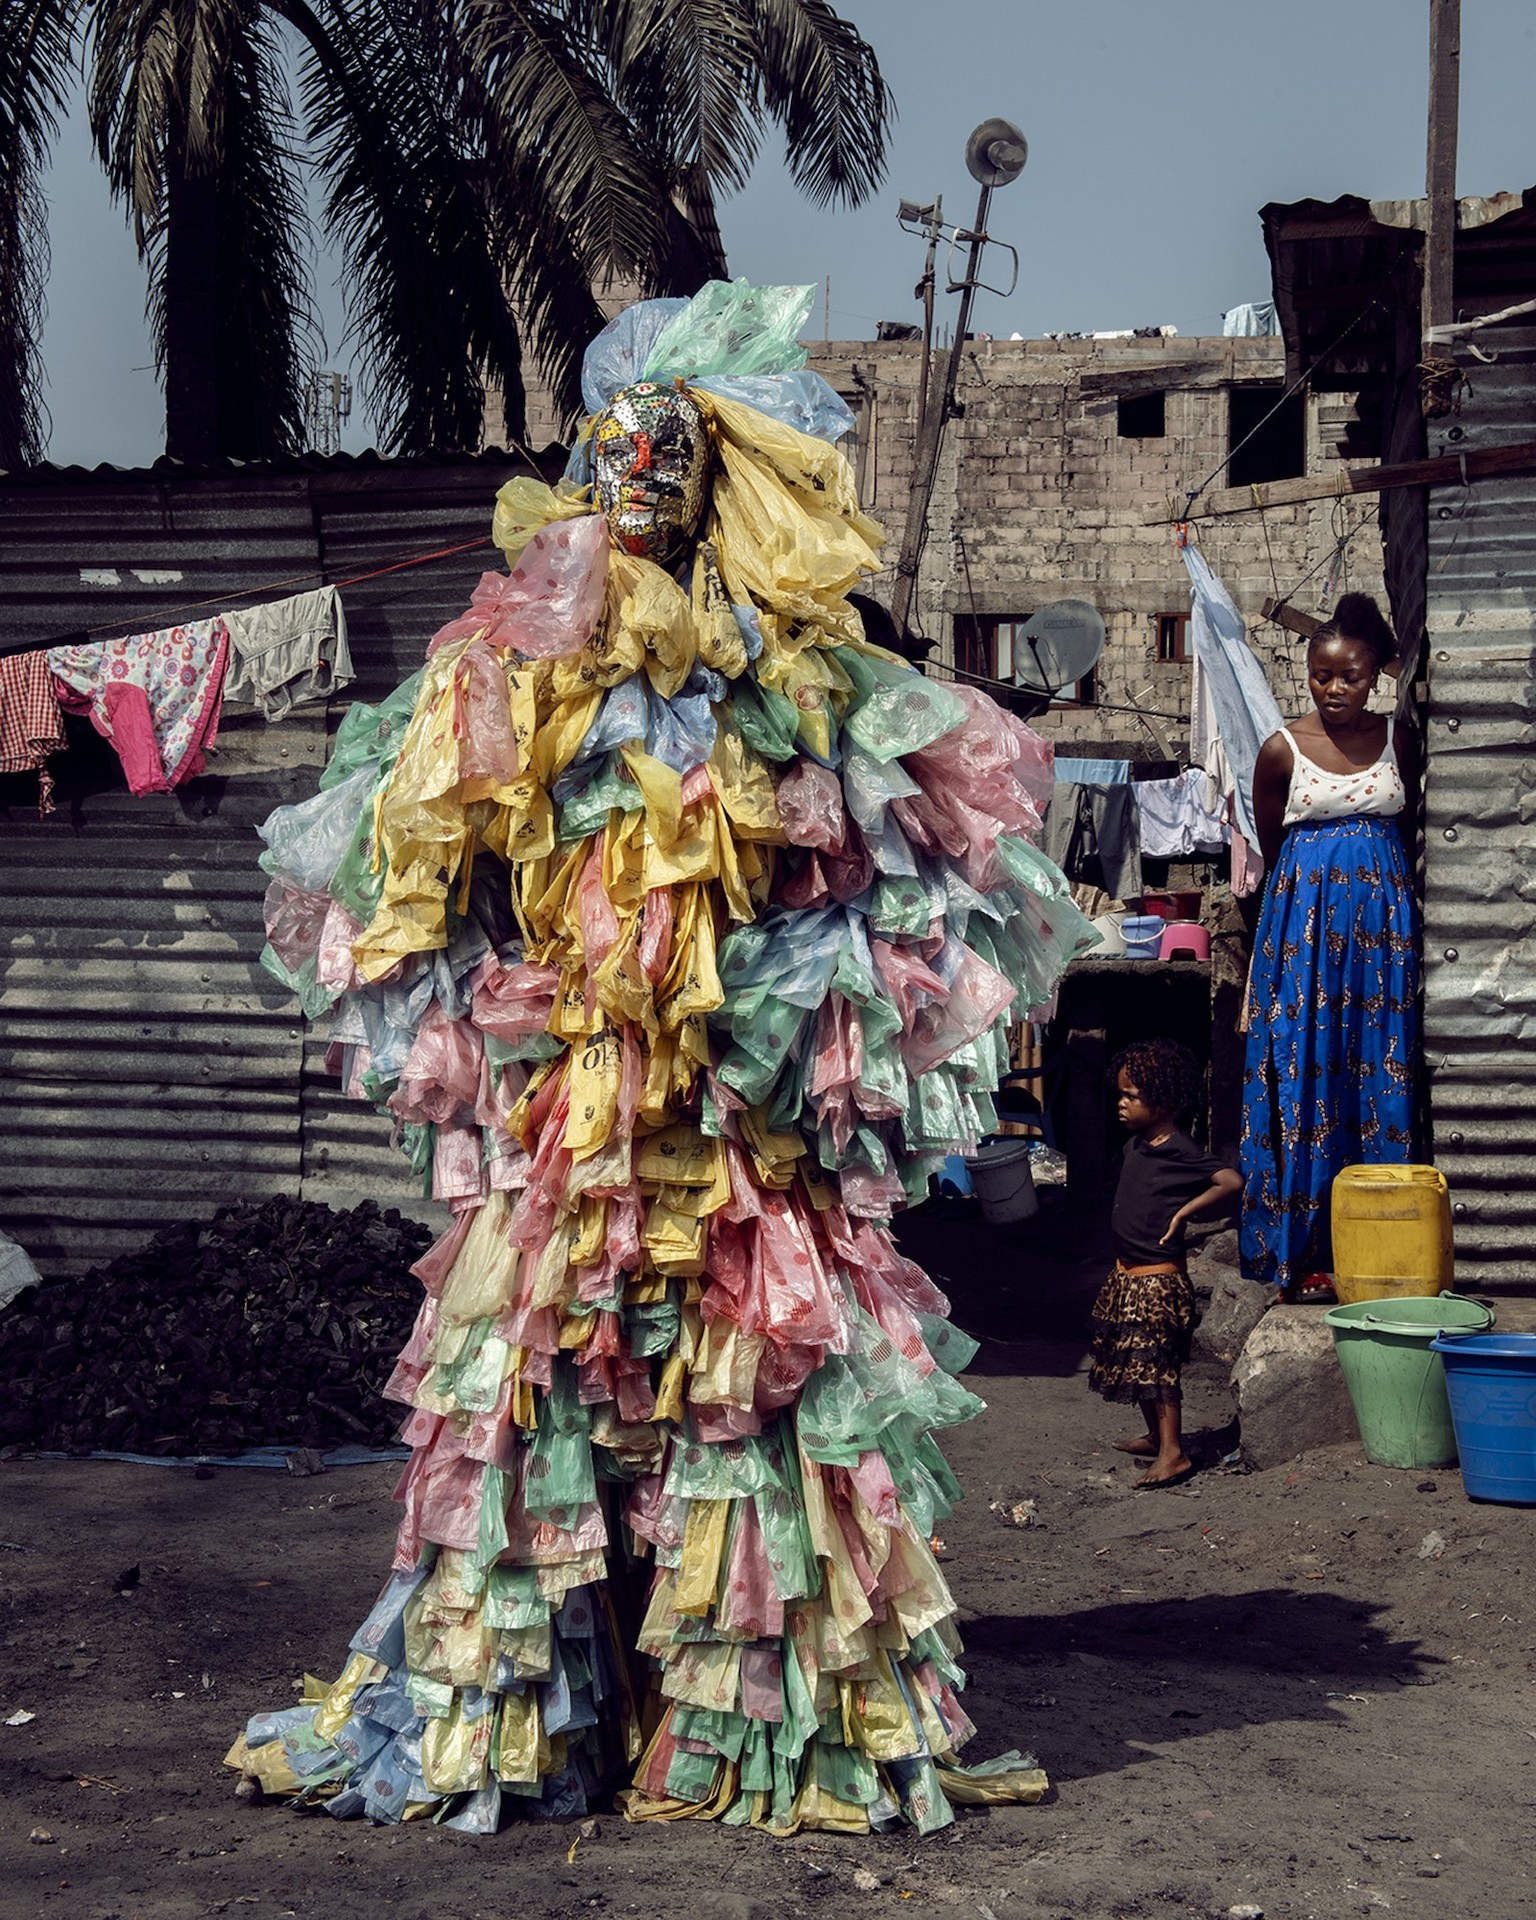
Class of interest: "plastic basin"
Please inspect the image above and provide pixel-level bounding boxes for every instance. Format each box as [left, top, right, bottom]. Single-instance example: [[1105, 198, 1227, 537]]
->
[[1323, 1293, 1494, 1469], [1429, 1332, 1536, 1505]]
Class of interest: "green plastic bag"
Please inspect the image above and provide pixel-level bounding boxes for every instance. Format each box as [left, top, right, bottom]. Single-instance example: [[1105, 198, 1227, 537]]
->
[[258, 944, 337, 1022], [328, 785, 389, 924], [557, 754, 641, 842], [524, 1362, 596, 1521], [644, 279, 814, 384], [730, 676, 801, 763], [835, 647, 966, 763], [320, 669, 424, 790]]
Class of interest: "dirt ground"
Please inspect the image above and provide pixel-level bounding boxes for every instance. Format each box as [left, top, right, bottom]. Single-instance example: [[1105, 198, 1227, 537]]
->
[[2, 1200, 1533, 1920]]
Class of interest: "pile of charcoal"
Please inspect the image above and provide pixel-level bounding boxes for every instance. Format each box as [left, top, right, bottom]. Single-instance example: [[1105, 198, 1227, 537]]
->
[[0, 1197, 434, 1457]]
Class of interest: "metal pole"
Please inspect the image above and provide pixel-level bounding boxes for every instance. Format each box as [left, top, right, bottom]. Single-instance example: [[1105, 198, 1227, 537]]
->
[[889, 180, 993, 647]]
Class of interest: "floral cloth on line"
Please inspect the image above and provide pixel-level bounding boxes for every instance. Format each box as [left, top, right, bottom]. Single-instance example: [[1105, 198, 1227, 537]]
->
[[49, 619, 230, 795]]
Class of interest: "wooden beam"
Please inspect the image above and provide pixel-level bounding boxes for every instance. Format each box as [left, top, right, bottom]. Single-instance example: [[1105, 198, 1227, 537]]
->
[[1262, 597, 1323, 640], [1423, 0, 1461, 350], [1144, 437, 1536, 523], [1076, 359, 1227, 397]]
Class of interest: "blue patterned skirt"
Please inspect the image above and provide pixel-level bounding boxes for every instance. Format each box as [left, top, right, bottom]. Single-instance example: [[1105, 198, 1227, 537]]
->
[[1240, 814, 1420, 1292]]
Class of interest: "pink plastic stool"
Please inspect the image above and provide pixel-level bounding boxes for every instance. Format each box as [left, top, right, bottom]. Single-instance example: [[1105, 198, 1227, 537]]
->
[[1158, 920, 1210, 961]]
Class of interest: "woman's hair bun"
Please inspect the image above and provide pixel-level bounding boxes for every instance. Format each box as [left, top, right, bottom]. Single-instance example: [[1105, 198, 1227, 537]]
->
[[1313, 592, 1398, 668]]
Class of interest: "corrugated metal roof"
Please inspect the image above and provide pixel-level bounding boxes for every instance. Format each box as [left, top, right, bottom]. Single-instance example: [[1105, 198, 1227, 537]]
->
[[0, 457, 555, 677], [1421, 322, 1536, 1289]]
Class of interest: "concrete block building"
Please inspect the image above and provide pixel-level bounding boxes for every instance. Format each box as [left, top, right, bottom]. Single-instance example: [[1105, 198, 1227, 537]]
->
[[801, 332, 1385, 755]]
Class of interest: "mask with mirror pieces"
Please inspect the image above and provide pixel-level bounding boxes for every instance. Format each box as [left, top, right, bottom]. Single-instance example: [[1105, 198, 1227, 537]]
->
[[592, 382, 710, 566]]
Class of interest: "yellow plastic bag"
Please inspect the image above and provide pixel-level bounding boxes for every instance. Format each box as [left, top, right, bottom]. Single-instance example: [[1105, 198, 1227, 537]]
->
[[490, 476, 591, 568]]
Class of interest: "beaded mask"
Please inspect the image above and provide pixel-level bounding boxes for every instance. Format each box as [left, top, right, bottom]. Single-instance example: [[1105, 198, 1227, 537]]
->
[[592, 381, 710, 567]]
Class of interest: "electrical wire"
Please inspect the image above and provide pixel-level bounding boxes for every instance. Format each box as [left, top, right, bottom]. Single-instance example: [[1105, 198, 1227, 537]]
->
[[1176, 299, 1384, 521], [937, 653, 1191, 725]]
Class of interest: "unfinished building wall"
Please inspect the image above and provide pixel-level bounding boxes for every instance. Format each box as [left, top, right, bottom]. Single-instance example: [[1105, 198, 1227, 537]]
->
[[806, 335, 1386, 752]]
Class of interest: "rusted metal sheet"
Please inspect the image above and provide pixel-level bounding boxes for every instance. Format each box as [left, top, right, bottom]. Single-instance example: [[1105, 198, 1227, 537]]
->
[[1421, 323, 1536, 1288], [0, 786, 304, 1272], [0, 455, 528, 1271], [311, 460, 527, 702]]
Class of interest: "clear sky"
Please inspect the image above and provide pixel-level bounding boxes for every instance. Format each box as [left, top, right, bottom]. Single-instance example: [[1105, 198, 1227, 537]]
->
[[34, 0, 1536, 467]]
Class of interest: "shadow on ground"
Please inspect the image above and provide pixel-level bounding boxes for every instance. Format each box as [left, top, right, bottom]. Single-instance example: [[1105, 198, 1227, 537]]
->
[[962, 1587, 1437, 1786]]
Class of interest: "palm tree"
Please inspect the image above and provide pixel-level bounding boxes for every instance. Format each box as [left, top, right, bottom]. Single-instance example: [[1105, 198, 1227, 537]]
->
[[0, 0, 891, 468], [1, 0, 78, 466]]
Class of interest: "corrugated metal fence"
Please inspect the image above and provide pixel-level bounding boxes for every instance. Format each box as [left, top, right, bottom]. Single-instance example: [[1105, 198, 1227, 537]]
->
[[0, 453, 549, 1273], [1421, 324, 1536, 1289]]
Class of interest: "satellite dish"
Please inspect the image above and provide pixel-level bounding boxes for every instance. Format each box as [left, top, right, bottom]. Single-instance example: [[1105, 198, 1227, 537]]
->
[[965, 118, 1028, 188], [1013, 600, 1106, 696]]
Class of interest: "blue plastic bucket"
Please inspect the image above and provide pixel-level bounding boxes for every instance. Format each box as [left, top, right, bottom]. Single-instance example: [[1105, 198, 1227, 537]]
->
[[1429, 1332, 1536, 1505], [1120, 915, 1165, 961]]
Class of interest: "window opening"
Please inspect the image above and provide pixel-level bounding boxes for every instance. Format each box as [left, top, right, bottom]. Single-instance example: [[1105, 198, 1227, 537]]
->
[[1156, 613, 1191, 663], [955, 617, 1097, 707], [1117, 392, 1165, 439], [1227, 384, 1306, 486]]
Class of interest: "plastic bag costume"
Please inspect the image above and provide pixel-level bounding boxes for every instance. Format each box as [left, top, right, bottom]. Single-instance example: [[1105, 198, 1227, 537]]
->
[[229, 282, 1092, 1835]]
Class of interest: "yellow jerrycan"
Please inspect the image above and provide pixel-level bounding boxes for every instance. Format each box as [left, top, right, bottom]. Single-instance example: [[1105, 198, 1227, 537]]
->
[[1330, 1164, 1454, 1305]]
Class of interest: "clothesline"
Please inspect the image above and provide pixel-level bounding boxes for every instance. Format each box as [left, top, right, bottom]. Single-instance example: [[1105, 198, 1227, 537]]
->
[[938, 658, 1192, 726], [66, 532, 496, 644]]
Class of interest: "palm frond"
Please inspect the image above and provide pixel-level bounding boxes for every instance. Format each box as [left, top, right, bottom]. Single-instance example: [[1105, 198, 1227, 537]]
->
[[290, 0, 538, 452], [90, 0, 317, 456], [747, 0, 890, 208], [0, 0, 80, 465], [458, 0, 676, 283], [568, 0, 763, 195]]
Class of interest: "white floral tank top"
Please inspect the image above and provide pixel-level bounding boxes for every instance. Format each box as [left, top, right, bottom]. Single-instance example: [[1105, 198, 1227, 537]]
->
[[1279, 724, 1405, 827]]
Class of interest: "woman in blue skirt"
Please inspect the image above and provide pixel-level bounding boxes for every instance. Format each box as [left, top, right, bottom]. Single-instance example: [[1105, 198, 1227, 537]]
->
[[1243, 594, 1420, 1298]]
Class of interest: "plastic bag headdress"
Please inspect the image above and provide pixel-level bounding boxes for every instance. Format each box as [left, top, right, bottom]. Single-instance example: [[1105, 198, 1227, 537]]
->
[[579, 282, 856, 569]]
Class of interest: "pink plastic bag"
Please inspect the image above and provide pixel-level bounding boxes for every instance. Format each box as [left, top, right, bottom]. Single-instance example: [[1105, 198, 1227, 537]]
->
[[430, 518, 609, 660], [906, 684, 1049, 876], [903, 941, 1016, 1078], [315, 897, 367, 993], [263, 878, 331, 972], [455, 641, 519, 787], [470, 955, 559, 1042], [775, 759, 846, 852], [391, 1003, 485, 1125], [432, 1121, 489, 1203]]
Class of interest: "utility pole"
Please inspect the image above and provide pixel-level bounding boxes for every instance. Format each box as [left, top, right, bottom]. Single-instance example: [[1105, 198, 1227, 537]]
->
[[888, 121, 1026, 650], [1422, 0, 1460, 353]]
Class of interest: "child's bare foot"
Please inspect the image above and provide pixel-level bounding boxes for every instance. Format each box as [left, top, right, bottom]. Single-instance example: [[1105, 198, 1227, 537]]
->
[[1112, 1435, 1157, 1456], [1134, 1453, 1194, 1489]]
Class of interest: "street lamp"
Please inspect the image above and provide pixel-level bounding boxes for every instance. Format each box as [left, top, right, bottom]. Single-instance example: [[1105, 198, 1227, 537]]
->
[[888, 119, 1027, 650]]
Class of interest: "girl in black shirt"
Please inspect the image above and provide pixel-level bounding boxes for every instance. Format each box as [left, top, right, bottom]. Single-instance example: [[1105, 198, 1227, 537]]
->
[[1088, 1040, 1243, 1487]]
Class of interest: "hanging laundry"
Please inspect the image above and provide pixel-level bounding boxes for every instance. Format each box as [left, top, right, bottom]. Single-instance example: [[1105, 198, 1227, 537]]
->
[[1132, 767, 1229, 859], [49, 619, 230, 796], [1180, 545, 1280, 846], [0, 649, 68, 814], [1221, 300, 1279, 337], [1044, 782, 1142, 900], [1228, 825, 1264, 897], [1190, 655, 1264, 896], [1054, 755, 1130, 785], [223, 586, 354, 720]]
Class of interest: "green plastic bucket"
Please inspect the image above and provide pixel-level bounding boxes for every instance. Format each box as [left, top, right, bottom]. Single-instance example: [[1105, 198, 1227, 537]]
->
[[1324, 1293, 1496, 1468]]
